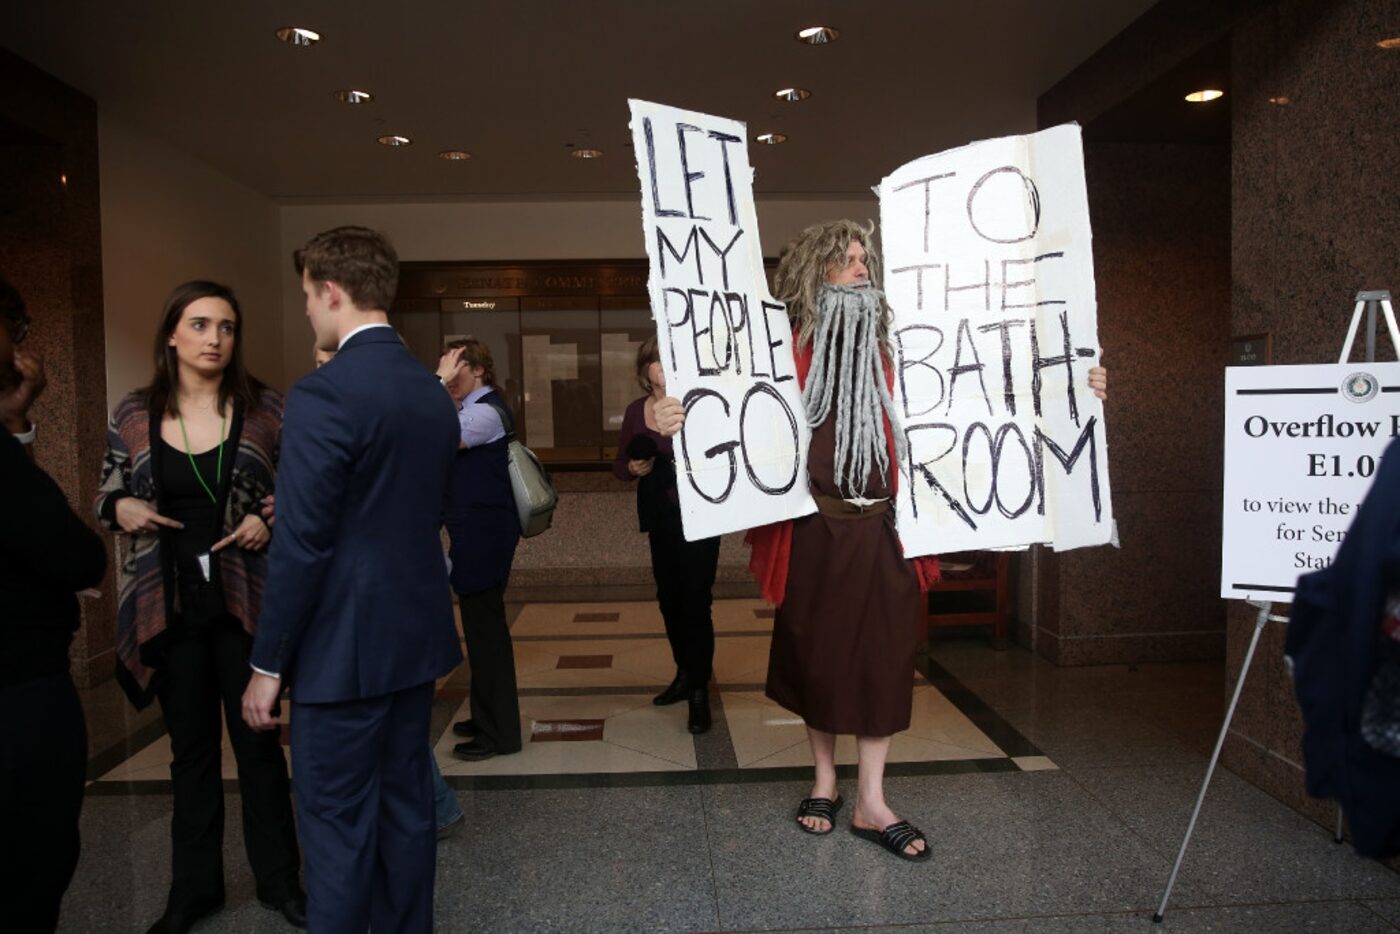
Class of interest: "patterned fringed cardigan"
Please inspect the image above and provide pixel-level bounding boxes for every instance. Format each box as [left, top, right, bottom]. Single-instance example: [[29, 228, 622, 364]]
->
[[95, 387, 283, 708]]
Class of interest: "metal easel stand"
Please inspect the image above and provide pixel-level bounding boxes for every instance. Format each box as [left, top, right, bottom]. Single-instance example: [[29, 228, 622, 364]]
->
[[1337, 290, 1398, 365], [1152, 600, 1287, 923], [1154, 289, 1395, 924]]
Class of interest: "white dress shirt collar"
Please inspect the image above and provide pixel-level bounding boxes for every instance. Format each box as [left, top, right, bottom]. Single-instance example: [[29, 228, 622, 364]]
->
[[337, 321, 394, 350]]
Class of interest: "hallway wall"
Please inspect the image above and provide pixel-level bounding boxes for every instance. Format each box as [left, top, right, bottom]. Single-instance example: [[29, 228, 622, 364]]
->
[[1029, 0, 1234, 665], [0, 51, 111, 686], [99, 114, 283, 405], [275, 197, 878, 387]]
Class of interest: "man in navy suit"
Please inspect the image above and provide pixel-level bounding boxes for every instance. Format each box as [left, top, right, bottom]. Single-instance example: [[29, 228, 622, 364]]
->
[[241, 226, 461, 932]]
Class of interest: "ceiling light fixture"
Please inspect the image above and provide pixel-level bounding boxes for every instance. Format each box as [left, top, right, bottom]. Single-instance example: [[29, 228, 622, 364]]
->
[[755, 133, 788, 145], [1378, 37, 1400, 49], [774, 87, 812, 102], [1268, 95, 1291, 105], [377, 134, 412, 147], [275, 26, 321, 47], [795, 25, 840, 45], [439, 150, 472, 161], [334, 89, 373, 104], [570, 148, 604, 159], [1185, 89, 1225, 103]]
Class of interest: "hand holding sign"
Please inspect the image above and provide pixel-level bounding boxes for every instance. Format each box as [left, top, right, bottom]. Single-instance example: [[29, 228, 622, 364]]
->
[[1089, 366, 1107, 400], [653, 396, 685, 437]]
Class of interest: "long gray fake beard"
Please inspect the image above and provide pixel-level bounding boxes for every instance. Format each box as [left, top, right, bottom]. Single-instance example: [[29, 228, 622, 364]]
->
[[802, 283, 908, 498]]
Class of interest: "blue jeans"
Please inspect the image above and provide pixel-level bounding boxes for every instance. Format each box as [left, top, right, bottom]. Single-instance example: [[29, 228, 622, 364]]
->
[[430, 752, 462, 831]]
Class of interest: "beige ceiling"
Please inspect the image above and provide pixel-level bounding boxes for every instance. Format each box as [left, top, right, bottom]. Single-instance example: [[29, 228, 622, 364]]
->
[[0, 0, 1159, 201]]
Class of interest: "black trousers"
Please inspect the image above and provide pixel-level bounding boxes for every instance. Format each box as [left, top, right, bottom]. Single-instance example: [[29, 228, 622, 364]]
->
[[647, 521, 721, 684], [0, 671, 86, 933], [156, 622, 300, 910], [459, 587, 522, 752]]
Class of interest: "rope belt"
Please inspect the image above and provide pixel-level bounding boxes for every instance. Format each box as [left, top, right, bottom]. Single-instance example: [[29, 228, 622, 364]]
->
[[812, 492, 891, 520]]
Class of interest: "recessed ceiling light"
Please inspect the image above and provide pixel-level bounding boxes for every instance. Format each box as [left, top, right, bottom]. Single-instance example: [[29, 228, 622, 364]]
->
[[439, 150, 472, 161], [333, 89, 373, 104], [1185, 89, 1225, 103], [1378, 37, 1400, 49], [570, 148, 604, 159], [774, 87, 812, 102], [795, 25, 840, 45], [275, 26, 321, 47], [377, 134, 412, 147], [755, 133, 788, 145], [1268, 95, 1291, 105]]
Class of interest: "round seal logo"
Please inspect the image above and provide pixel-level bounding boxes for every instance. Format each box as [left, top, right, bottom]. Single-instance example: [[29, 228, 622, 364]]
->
[[1342, 371, 1379, 403]]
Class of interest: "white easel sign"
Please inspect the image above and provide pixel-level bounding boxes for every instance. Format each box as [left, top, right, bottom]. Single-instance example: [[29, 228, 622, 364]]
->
[[627, 99, 816, 540], [1220, 362, 1400, 601], [878, 123, 1113, 556]]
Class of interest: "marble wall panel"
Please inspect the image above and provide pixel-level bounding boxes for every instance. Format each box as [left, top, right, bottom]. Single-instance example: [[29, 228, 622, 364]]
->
[[0, 50, 113, 686]]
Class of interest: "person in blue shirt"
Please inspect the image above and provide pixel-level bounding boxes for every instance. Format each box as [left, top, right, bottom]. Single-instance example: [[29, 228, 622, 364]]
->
[[436, 338, 523, 761]]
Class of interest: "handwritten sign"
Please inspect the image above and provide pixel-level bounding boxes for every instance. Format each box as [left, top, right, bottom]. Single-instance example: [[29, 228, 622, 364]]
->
[[628, 99, 815, 540], [1221, 362, 1400, 601], [878, 124, 1113, 555]]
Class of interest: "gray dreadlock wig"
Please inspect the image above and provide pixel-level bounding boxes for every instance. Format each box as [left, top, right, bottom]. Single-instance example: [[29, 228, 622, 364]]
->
[[774, 221, 906, 498]]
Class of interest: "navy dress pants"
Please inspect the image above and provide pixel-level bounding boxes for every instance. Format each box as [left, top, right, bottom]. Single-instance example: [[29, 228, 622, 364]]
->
[[292, 681, 435, 934]]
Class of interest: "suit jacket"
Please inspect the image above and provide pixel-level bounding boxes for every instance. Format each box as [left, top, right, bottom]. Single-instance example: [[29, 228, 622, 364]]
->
[[251, 326, 463, 703]]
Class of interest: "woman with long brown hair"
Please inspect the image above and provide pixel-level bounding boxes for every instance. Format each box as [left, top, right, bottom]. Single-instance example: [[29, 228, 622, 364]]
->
[[96, 281, 304, 933]]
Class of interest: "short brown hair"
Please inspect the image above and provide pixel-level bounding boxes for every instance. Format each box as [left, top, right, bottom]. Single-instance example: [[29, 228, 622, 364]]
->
[[294, 226, 399, 311], [445, 337, 496, 386], [635, 335, 660, 393]]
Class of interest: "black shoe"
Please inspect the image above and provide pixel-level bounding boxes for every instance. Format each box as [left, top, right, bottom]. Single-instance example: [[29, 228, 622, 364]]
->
[[452, 738, 499, 762], [145, 898, 224, 934], [653, 670, 689, 706], [451, 718, 478, 738], [437, 811, 466, 840], [687, 688, 711, 734], [259, 891, 308, 928]]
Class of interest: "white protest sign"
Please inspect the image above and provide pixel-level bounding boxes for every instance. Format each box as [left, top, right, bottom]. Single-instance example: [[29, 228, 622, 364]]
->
[[878, 124, 1112, 556], [1221, 362, 1400, 601], [628, 99, 816, 540]]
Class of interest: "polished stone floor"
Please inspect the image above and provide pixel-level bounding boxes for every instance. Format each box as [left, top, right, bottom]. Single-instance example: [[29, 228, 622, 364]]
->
[[59, 599, 1400, 932]]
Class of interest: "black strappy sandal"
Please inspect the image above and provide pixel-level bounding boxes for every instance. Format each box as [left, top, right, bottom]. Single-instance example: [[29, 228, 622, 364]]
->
[[851, 819, 932, 861], [795, 795, 844, 835]]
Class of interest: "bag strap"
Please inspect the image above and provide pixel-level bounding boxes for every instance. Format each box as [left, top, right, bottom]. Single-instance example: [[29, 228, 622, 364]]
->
[[476, 394, 517, 443]]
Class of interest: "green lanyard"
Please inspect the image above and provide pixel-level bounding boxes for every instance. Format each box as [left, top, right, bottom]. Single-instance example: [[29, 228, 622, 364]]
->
[[177, 411, 226, 504]]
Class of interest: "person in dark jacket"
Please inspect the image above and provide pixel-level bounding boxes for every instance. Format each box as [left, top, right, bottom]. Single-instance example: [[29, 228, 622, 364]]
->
[[0, 275, 108, 933], [437, 337, 523, 761], [242, 227, 462, 932], [312, 344, 464, 838], [612, 336, 720, 734], [1289, 435, 1400, 859]]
